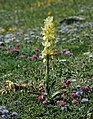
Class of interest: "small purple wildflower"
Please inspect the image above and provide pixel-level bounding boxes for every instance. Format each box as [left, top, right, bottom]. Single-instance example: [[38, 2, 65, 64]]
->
[[76, 85, 81, 89], [2, 110, 9, 115], [72, 89, 77, 93], [81, 98, 88, 104], [76, 91, 84, 96], [64, 80, 71, 85]]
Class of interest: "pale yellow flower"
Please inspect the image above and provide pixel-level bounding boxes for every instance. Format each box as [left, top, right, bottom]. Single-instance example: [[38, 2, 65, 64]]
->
[[9, 28, 12, 31], [1, 28, 6, 32], [41, 16, 56, 62], [48, 11, 52, 15]]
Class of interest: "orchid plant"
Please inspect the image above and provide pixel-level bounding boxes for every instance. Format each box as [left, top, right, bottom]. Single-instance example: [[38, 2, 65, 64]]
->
[[41, 16, 56, 94]]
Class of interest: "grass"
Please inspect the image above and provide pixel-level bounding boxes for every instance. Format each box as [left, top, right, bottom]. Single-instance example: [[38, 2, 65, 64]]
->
[[0, 0, 93, 118]]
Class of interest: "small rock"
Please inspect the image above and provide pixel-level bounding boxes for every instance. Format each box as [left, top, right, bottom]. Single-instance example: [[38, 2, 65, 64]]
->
[[60, 16, 85, 25], [0, 42, 4, 46]]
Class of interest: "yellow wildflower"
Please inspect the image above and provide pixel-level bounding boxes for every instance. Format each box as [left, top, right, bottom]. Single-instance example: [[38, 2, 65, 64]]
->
[[41, 16, 56, 62], [1, 28, 6, 32], [9, 27, 13, 31], [48, 11, 52, 15]]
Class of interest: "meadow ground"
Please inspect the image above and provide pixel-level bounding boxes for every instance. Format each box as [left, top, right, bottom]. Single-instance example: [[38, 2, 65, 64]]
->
[[0, 0, 93, 118]]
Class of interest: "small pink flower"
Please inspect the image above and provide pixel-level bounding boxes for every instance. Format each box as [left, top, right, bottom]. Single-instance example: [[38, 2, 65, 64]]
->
[[10, 48, 19, 53], [81, 86, 89, 91], [16, 43, 21, 48], [41, 92, 47, 96], [57, 100, 66, 106], [19, 55, 25, 58], [38, 84, 44, 91], [72, 99, 79, 104], [37, 95, 45, 101], [61, 49, 72, 56], [28, 56, 33, 60], [70, 93, 78, 97], [65, 51, 72, 55], [64, 80, 71, 84], [61, 49, 67, 54], [28, 55, 37, 60], [32, 55, 37, 59], [43, 98, 50, 104], [39, 53, 42, 57], [35, 48, 40, 51], [54, 49, 58, 55]]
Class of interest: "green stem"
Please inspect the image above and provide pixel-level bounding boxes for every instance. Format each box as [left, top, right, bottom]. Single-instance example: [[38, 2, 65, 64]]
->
[[46, 54, 49, 94]]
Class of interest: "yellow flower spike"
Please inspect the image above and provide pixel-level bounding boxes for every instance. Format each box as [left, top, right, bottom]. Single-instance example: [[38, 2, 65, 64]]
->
[[41, 16, 56, 61], [41, 16, 56, 94]]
